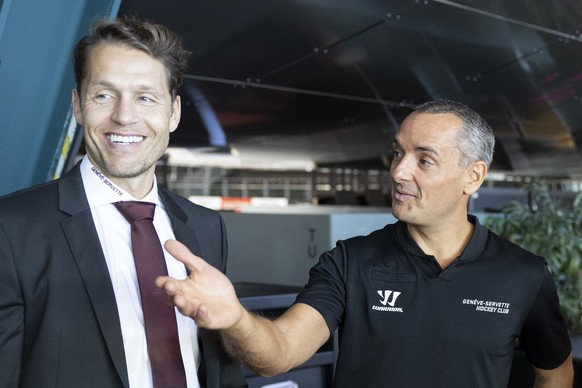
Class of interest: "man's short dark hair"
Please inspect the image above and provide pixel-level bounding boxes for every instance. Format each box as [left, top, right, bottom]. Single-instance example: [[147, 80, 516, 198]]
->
[[73, 17, 190, 100]]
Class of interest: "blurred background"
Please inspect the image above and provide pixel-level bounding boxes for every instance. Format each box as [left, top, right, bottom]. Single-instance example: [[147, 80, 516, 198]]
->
[[2, 1, 582, 386], [3, 0, 582, 202]]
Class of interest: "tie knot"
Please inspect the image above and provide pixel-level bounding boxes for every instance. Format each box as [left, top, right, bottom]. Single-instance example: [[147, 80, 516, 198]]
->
[[114, 201, 156, 223]]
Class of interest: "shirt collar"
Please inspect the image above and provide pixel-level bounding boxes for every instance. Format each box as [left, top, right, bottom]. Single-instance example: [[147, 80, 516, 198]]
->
[[395, 214, 487, 264], [80, 155, 161, 207]]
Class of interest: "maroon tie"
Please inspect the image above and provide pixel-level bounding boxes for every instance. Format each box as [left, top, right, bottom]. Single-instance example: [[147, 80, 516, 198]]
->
[[114, 201, 187, 388]]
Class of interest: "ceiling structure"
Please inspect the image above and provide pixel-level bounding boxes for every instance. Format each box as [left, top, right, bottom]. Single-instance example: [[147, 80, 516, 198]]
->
[[118, 0, 582, 177]]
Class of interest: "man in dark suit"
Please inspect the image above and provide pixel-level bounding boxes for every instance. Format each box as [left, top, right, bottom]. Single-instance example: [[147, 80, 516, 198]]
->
[[0, 17, 246, 388]]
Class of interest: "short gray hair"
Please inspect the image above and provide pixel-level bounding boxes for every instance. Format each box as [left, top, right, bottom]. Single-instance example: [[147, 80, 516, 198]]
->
[[414, 99, 495, 168]]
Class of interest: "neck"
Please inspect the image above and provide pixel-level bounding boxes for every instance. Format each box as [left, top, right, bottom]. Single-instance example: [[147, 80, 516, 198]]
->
[[408, 217, 474, 269], [117, 175, 155, 199]]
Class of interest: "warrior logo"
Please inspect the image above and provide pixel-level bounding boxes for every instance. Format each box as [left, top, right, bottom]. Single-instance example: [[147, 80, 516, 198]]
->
[[377, 290, 401, 307]]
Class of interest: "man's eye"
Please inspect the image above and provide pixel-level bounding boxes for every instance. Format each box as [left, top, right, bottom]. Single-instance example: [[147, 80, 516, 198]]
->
[[93, 94, 114, 103], [138, 96, 156, 104]]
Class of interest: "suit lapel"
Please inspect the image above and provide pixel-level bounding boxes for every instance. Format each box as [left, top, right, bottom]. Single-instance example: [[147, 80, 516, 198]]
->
[[159, 191, 223, 387], [58, 166, 130, 388], [159, 190, 203, 258]]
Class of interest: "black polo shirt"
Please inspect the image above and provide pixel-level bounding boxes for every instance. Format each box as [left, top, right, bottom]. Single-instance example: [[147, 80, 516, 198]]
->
[[296, 216, 571, 388]]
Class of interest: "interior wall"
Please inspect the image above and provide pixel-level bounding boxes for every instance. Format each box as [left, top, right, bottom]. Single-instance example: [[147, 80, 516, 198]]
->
[[0, 0, 120, 196]]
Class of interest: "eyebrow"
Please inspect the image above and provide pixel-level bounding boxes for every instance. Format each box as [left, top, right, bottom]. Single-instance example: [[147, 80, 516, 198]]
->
[[86, 80, 115, 89], [87, 80, 162, 94], [392, 137, 440, 156]]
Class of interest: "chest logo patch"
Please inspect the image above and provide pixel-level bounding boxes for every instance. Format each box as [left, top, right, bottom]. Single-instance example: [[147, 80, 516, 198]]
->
[[372, 290, 403, 313], [462, 298, 511, 314]]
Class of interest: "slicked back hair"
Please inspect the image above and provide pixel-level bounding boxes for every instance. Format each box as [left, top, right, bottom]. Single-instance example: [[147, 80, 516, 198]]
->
[[73, 17, 190, 100]]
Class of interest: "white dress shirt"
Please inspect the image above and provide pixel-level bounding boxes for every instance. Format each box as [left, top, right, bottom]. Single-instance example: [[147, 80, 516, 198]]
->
[[80, 156, 200, 388]]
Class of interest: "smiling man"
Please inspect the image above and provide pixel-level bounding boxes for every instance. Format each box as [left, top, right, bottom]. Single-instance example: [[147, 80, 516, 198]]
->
[[157, 99, 574, 387], [73, 42, 180, 198], [0, 18, 246, 388]]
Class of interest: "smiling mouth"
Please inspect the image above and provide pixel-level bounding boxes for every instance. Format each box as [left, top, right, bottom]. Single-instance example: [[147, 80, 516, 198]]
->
[[397, 190, 414, 197], [107, 134, 145, 144], [393, 186, 417, 200]]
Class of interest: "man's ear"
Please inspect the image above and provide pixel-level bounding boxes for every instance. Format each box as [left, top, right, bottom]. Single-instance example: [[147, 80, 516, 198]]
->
[[72, 88, 83, 126], [169, 95, 181, 133], [464, 161, 488, 196]]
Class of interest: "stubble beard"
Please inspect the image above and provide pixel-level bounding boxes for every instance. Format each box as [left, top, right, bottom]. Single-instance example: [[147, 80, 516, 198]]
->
[[87, 137, 168, 181]]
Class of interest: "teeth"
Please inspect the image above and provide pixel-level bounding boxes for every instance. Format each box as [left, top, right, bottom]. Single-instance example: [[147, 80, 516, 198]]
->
[[107, 134, 144, 144]]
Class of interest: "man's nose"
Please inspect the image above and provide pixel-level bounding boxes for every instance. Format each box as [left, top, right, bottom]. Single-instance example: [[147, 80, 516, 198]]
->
[[390, 156, 414, 183], [111, 97, 139, 125]]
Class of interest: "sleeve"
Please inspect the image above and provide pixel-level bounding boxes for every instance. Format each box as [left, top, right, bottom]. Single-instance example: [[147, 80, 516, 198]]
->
[[519, 267, 572, 369], [0, 222, 24, 386], [295, 240, 349, 335]]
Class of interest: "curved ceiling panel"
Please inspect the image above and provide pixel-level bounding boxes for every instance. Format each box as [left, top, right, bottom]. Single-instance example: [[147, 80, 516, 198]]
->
[[119, 0, 582, 176]]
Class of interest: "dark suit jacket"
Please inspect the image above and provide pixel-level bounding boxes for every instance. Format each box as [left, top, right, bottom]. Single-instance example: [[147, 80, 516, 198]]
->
[[0, 163, 247, 388]]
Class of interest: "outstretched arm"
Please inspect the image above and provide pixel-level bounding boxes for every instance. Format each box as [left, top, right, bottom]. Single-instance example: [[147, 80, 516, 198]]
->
[[532, 352, 573, 388], [156, 240, 331, 376], [221, 302, 330, 376]]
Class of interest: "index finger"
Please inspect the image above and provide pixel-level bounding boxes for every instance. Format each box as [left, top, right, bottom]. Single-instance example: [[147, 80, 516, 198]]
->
[[164, 239, 207, 272]]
